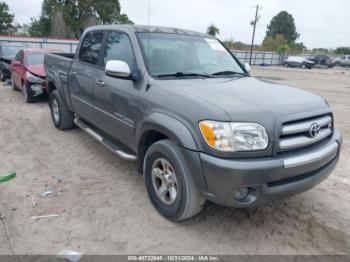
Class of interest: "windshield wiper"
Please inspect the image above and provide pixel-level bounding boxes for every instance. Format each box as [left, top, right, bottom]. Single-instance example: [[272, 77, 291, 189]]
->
[[211, 71, 249, 77], [154, 72, 215, 78]]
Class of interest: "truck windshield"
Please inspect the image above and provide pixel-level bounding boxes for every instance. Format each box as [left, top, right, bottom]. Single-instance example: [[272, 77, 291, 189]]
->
[[26, 52, 45, 65], [138, 33, 245, 78]]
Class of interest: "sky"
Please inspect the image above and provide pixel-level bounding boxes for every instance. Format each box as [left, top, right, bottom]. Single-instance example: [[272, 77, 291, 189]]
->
[[4, 0, 350, 49]]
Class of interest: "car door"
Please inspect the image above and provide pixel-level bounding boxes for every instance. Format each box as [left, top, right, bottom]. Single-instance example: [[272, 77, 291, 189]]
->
[[92, 30, 139, 147], [12, 50, 24, 88], [69, 30, 105, 124]]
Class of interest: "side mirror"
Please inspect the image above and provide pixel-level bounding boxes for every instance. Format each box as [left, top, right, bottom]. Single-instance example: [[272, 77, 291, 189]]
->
[[105, 60, 131, 79], [244, 63, 251, 73]]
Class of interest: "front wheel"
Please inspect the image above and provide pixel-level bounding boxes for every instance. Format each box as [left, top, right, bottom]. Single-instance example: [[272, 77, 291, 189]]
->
[[23, 83, 36, 103], [0, 70, 5, 81], [11, 76, 18, 91], [49, 90, 74, 130], [144, 140, 204, 221]]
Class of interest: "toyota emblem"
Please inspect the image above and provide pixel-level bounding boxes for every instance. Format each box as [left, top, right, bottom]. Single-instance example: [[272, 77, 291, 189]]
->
[[309, 123, 321, 138]]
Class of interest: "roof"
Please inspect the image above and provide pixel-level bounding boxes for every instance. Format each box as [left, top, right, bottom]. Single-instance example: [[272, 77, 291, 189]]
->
[[86, 24, 214, 38], [132, 25, 212, 38]]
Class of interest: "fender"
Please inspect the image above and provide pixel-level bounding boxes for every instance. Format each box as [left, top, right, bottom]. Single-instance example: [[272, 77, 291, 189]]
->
[[137, 112, 199, 151], [46, 70, 74, 111], [137, 112, 208, 192]]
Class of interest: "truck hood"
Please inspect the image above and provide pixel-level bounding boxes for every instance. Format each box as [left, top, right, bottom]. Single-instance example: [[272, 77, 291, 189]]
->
[[26, 65, 45, 78], [158, 76, 329, 122]]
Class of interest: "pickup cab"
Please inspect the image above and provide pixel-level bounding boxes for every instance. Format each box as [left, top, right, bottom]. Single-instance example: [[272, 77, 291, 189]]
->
[[44, 25, 342, 221]]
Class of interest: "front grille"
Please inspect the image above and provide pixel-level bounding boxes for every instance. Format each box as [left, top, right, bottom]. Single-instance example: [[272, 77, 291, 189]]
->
[[267, 157, 336, 187], [279, 114, 332, 152]]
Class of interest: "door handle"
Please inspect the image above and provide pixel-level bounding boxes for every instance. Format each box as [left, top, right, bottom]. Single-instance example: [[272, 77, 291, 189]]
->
[[70, 71, 77, 75], [96, 80, 105, 86]]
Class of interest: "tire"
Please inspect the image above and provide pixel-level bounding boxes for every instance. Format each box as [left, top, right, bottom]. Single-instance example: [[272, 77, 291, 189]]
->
[[284, 63, 289, 67], [11, 76, 19, 91], [144, 139, 204, 221], [49, 90, 74, 130], [0, 70, 5, 81], [23, 83, 36, 103]]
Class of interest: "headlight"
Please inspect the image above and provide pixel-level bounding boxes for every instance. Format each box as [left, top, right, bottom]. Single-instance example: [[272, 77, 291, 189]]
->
[[26, 72, 45, 84], [199, 121, 269, 152]]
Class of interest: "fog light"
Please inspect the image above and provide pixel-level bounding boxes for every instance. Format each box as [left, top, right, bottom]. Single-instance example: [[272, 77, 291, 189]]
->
[[233, 186, 249, 200]]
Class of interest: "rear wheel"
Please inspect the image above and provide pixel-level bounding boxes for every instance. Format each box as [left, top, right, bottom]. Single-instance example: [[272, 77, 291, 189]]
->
[[144, 139, 204, 221], [49, 90, 74, 130]]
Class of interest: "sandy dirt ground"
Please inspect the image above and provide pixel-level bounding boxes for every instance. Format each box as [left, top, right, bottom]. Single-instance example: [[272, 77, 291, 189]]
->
[[0, 67, 349, 255]]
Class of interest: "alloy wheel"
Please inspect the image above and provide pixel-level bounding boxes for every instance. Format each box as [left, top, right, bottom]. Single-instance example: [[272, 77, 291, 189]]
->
[[52, 98, 60, 124], [151, 158, 178, 205]]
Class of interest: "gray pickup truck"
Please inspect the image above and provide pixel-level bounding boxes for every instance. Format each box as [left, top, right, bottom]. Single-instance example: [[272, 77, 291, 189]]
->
[[44, 25, 342, 221]]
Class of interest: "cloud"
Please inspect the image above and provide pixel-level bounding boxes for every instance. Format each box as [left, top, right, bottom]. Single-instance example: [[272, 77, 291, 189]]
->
[[4, 0, 349, 48]]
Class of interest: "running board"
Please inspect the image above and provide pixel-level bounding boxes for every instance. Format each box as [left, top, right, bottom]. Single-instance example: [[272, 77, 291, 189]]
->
[[74, 118, 137, 161]]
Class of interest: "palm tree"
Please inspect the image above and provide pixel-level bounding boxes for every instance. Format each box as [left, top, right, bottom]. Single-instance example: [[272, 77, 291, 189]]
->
[[207, 24, 220, 37]]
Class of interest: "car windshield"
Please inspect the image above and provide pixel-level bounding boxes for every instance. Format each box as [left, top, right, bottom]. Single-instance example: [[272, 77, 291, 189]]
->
[[138, 33, 245, 78], [26, 52, 45, 65], [2, 46, 23, 57]]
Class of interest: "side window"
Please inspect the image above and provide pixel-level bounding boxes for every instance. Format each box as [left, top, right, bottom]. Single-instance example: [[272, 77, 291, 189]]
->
[[14, 51, 21, 61], [14, 51, 23, 62], [104, 31, 135, 69], [79, 30, 104, 65]]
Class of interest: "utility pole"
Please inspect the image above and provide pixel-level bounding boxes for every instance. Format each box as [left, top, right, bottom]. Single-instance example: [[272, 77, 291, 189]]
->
[[249, 5, 260, 65]]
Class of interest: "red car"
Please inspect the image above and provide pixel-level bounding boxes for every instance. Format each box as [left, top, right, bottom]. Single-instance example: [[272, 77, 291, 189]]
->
[[10, 48, 55, 103]]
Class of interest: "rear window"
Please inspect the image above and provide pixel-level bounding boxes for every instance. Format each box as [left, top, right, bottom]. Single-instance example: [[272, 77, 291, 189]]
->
[[79, 31, 104, 65], [26, 52, 45, 65]]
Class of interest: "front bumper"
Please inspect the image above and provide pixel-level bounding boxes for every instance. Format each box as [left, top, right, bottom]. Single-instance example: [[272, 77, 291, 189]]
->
[[26, 82, 46, 96], [200, 129, 342, 207]]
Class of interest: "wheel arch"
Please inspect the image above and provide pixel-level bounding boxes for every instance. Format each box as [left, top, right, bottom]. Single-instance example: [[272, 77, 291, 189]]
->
[[136, 112, 199, 173]]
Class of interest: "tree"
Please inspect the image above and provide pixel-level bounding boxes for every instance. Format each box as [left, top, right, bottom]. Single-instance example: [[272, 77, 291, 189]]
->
[[277, 44, 292, 54], [265, 11, 299, 43], [0, 1, 13, 34], [291, 42, 306, 52], [262, 34, 289, 51], [28, 0, 133, 38], [28, 17, 51, 37], [207, 24, 220, 37], [223, 39, 258, 51], [334, 47, 350, 55]]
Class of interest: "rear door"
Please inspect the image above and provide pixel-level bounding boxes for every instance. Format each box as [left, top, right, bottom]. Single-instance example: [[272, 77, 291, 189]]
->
[[92, 30, 139, 147], [69, 30, 105, 124]]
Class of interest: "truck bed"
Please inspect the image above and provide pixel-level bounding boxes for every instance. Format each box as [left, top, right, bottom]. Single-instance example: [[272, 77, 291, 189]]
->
[[44, 52, 74, 82], [44, 52, 75, 108]]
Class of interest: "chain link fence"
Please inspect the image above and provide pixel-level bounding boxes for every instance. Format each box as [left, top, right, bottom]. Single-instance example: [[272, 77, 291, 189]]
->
[[231, 50, 290, 65]]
